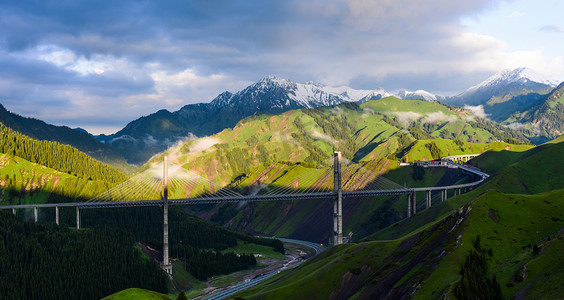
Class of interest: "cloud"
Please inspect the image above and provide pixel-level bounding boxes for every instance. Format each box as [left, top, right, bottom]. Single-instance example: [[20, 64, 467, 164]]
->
[[464, 104, 489, 119], [539, 25, 564, 33], [393, 112, 423, 126], [422, 111, 458, 124], [1, 0, 563, 134], [186, 137, 221, 155], [311, 130, 338, 146]]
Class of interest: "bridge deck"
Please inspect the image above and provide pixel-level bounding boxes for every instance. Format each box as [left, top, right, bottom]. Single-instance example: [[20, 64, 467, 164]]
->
[[0, 161, 488, 210]]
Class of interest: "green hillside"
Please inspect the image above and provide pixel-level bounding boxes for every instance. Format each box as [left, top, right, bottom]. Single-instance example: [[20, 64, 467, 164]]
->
[[0, 122, 127, 207], [0, 104, 134, 173], [139, 98, 531, 241], [0, 122, 127, 184], [503, 82, 564, 143], [102, 288, 170, 300], [236, 138, 564, 299]]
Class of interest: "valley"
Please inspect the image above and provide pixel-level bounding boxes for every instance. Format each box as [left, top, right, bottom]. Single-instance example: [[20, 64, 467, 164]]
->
[[1, 69, 563, 300]]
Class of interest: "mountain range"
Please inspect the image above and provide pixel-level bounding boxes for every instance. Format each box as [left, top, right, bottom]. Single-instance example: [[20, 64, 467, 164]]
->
[[0, 67, 561, 166], [94, 68, 562, 165]]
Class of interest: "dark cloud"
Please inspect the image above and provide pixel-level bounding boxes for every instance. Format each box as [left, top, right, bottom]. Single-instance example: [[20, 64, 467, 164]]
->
[[0, 0, 534, 134]]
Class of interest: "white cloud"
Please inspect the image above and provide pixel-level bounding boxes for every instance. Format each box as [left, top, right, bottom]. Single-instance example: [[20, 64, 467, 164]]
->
[[464, 104, 489, 119], [186, 137, 221, 155], [311, 129, 338, 146], [422, 111, 458, 124], [392, 112, 423, 126]]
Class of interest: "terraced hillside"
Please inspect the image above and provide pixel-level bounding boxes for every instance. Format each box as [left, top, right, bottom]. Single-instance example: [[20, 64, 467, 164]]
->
[[235, 137, 564, 299]]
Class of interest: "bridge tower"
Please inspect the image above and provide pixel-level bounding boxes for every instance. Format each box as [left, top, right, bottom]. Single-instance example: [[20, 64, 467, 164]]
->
[[333, 151, 343, 245], [162, 156, 173, 275]]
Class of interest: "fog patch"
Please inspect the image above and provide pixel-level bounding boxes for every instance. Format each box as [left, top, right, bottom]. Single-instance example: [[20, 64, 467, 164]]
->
[[505, 122, 525, 130], [423, 111, 458, 124], [464, 105, 489, 119], [312, 129, 338, 146], [393, 111, 423, 126], [331, 107, 344, 116], [187, 137, 221, 155], [361, 107, 375, 118]]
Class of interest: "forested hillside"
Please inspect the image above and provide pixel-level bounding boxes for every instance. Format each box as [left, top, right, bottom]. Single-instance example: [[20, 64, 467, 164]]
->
[[0, 211, 168, 300], [0, 122, 126, 183], [0, 104, 133, 172], [81, 207, 283, 282]]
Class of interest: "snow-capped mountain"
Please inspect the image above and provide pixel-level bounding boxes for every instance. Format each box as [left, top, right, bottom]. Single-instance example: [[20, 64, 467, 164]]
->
[[448, 67, 558, 107], [395, 89, 444, 102], [98, 75, 465, 164], [210, 76, 388, 110], [100, 76, 396, 164], [465, 67, 558, 93]]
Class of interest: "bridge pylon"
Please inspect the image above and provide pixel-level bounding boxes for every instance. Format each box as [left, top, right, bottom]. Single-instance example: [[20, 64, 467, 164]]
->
[[162, 156, 172, 275], [333, 151, 343, 245]]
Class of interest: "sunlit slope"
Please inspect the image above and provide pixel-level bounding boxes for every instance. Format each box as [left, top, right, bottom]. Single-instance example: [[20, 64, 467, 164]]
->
[[144, 98, 529, 190], [469, 137, 564, 194], [136, 98, 532, 241], [0, 123, 127, 206], [0, 153, 116, 206], [235, 188, 564, 300], [235, 138, 563, 299]]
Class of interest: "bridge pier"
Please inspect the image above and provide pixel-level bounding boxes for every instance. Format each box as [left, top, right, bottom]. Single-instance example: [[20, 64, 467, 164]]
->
[[162, 156, 172, 275], [55, 206, 59, 226], [12, 208, 15, 215], [426, 190, 432, 209], [76, 206, 80, 229], [413, 192, 417, 214], [407, 194, 412, 217], [333, 152, 343, 246], [34, 207, 38, 223]]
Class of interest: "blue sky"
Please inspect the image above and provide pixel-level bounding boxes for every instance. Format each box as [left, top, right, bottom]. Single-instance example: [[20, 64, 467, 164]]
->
[[0, 0, 562, 134]]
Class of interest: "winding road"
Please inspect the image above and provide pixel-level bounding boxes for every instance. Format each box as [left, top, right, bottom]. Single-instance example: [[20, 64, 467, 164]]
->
[[202, 238, 325, 300]]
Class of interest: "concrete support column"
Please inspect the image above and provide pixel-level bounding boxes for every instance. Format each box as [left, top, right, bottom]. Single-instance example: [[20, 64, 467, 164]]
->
[[12, 208, 16, 215], [162, 156, 172, 275], [407, 194, 412, 218], [426, 190, 432, 209], [413, 192, 417, 214], [34, 207, 38, 223], [55, 206, 59, 226], [333, 151, 342, 246], [76, 206, 80, 229]]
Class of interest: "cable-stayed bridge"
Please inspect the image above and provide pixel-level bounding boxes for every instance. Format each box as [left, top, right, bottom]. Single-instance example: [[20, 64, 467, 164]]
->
[[0, 152, 489, 274]]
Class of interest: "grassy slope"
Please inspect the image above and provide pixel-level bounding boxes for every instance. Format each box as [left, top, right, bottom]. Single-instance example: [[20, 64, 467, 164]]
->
[[0, 153, 114, 206], [137, 98, 529, 241], [102, 288, 170, 300], [236, 139, 564, 299]]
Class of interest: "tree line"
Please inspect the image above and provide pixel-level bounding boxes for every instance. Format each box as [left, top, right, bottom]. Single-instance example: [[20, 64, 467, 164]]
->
[[0, 122, 127, 184], [0, 211, 168, 300]]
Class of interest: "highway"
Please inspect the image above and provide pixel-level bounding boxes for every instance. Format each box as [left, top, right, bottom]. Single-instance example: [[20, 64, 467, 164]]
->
[[202, 238, 325, 300]]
